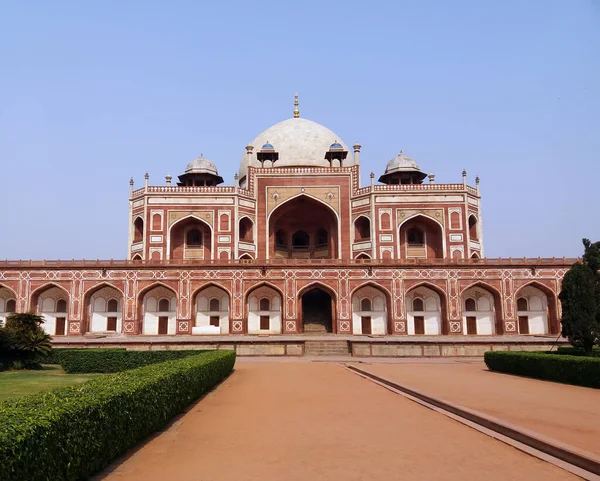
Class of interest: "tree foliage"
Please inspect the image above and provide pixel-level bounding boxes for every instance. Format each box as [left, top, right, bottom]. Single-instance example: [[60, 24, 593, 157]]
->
[[559, 239, 600, 355], [0, 312, 52, 370]]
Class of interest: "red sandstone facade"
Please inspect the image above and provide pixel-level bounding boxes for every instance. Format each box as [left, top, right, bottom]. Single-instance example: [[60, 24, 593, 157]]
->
[[0, 104, 573, 338]]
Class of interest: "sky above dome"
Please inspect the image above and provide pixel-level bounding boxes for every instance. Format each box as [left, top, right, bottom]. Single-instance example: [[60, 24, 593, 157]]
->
[[0, 0, 598, 259]]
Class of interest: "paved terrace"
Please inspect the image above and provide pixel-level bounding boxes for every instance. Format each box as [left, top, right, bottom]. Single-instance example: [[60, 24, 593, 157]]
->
[[97, 361, 580, 481]]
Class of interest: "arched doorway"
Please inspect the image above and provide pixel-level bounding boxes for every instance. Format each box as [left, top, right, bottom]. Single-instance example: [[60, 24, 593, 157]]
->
[[301, 287, 334, 334]]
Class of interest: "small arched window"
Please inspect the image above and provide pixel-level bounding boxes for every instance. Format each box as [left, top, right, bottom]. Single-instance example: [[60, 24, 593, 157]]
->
[[360, 298, 372, 311], [465, 298, 477, 312], [316, 228, 328, 247], [132, 254, 143, 262], [186, 229, 202, 246], [107, 299, 119, 312], [56, 299, 67, 313], [158, 298, 171, 312], [354, 217, 371, 241], [134, 217, 144, 243], [407, 228, 424, 246], [517, 297, 528, 311], [292, 230, 309, 249], [5, 299, 16, 313], [259, 298, 270, 311], [412, 298, 424, 312], [239, 218, 253, 242], [209, 298, 220, 311], [469, 216, 478, 241]]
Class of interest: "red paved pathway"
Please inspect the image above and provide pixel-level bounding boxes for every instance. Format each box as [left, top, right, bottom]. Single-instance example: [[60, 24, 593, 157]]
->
[[99, 362, 576, 481], [358, 360, 600, 458]]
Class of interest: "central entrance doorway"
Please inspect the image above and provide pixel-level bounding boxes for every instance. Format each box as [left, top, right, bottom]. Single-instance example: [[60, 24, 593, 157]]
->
[[301, 288, 333, 334]]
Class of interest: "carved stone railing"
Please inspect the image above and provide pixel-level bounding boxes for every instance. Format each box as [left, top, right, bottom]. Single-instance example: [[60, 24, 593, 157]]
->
[[0, 257, 578, 269]]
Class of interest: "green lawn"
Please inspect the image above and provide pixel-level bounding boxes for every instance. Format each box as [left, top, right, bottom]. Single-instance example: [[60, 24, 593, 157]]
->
[[0, 365, 101, 401]]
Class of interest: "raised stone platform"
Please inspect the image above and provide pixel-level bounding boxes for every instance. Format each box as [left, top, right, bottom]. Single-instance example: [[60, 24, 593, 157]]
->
[[52, 334, 568, 357]]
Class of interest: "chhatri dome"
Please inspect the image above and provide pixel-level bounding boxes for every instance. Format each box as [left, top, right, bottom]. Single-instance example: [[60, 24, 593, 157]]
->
[[238, 94, 350, 182], [378, 151, 427, 185]]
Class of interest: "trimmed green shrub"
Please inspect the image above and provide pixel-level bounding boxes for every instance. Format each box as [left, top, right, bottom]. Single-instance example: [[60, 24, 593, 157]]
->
[[484, 351, 600, 388], [43, 347, 126, 365], [554, 346, 600, 357], [0, 350, 235, 481], [58, 348, 213, 373]]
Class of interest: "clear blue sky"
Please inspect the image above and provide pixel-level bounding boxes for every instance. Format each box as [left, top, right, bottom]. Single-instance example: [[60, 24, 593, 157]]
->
[[1, 0, 598, 260]]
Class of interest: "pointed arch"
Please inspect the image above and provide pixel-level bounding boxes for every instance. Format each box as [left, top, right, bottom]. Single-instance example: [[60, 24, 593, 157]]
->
[[405, 281, 449, 335], [239, 216, 254, 242], [30, 283, 71, 336], [244, 281, 285, 305], [460, 281, 503, 335], [468, 214, 479, 241], [298, 281, 337, 334], [245, 281, 284, 334], [355, 253, 372, 260], [266, 193, 341, 260], [514, 281, 559, 335], [239, 253, 254, 261], [351, 282, 391, 335], [82, 282, 124, 334], [133, 216, 144, 243], [298, 281, 338, 301], [167, 214, 214, 261], [0, 283, 18, 299], [353, 215, 371, 242], [138, 282, 178, 336], [398, 214, 446, 260], [190, 281, 233, 303], [30, 282, 71, 312]]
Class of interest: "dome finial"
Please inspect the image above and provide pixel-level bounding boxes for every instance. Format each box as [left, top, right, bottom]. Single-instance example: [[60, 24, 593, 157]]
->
[[293, 92, 300, 118]]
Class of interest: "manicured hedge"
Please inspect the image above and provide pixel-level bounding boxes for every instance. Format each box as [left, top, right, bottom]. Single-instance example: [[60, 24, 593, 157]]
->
[[0, 350, 236, 481], [554, 346, 600, 357], [44, 347, 126, 365], [484, 351, 600, 388], [58, 348, 212, 373]]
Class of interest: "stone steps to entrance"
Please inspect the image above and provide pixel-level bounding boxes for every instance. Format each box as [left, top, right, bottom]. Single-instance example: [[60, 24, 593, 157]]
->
[[304, 340, 350, 356]]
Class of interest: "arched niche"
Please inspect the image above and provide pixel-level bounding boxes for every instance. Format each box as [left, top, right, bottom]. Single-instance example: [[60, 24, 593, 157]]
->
[[515, 284, 555, 335], [405, 285, 444, 335], [87, 285, 123, 333], [352, 285, 388, 335], [193, 285, 230, 335], [268, 195, 338, 260], [247, 285, 282, 334], [32, 285, 70, 336], [141, 285, 177, 335], [461, 285, 501, 335], [399, 215, 444, 259], [169, 217, 212, 261]]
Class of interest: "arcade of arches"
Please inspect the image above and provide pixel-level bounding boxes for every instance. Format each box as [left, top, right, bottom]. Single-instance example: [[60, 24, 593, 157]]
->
[[9, 279, 560, 337]]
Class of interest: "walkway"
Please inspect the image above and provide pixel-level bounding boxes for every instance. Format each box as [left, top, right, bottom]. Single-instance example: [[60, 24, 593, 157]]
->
[[357, 360, 600, 458], [98, 362, 576, 481]]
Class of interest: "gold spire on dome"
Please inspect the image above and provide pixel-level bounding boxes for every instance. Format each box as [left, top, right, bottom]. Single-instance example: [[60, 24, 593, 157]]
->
[[293, 93, 299, 118]]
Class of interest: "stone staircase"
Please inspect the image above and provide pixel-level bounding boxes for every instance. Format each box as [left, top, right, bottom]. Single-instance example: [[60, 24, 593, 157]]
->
[[303, 322, 329, 334], [304, 340, 350, 357]]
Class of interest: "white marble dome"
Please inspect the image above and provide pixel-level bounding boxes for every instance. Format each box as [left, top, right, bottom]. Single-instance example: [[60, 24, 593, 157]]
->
[[185, 154, 219, 176], [238, 118, 349, 179], [384, 152, 421, 174]]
